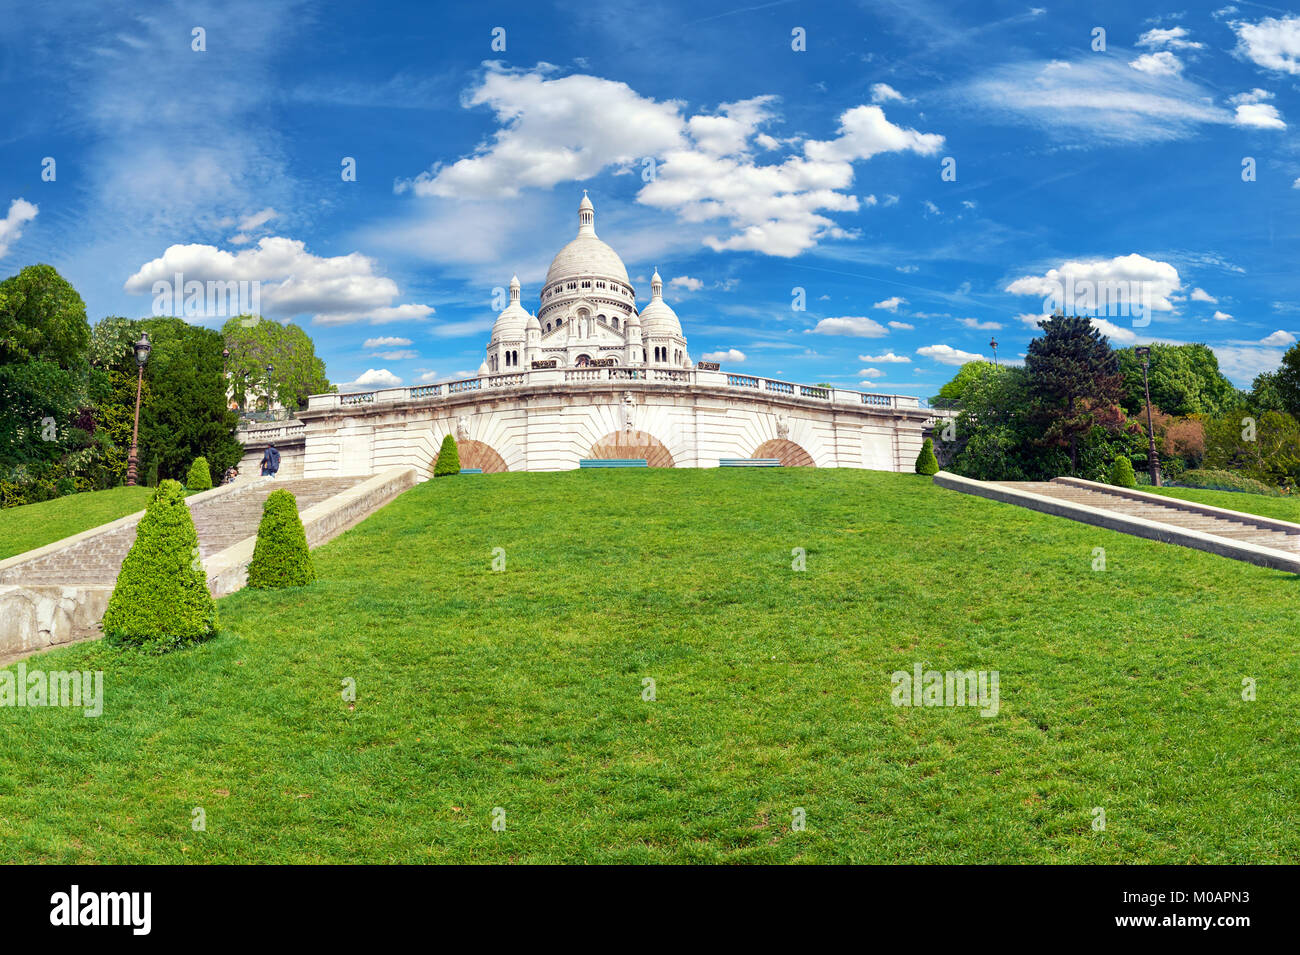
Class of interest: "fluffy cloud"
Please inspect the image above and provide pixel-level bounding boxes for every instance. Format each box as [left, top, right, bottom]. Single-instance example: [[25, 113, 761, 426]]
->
[[917, 344, 984, 365], [228, 207, 278, 244], [888, 320, 914, 330], [123, 236, 434, 326], [1005, 253, 1181, 315], [869, 83, 909, 104], [702, 348, 746, 362], [1213, 310, 1233, 320], [1230, 89, 1286, 129], [1190, 287, 1218, 303], [1232, 15, 1300, 74], [873, 296, 907, 311], [858, 367, 884, 378], [1089, 317, 1138, 344], [1130, 51, 1183, 76], [403, 66, 943, 257], [1260, 330, 1295, 346], [363, 336, 413, 348], [669, 275, 704, 291], [0, 198, 38, 258], [958, 318, 1003, 330], [347, 369, 402, 389], [1137, 26, 1204, 51], [810, 316, 889, 337], [858, 352, 911, 363]]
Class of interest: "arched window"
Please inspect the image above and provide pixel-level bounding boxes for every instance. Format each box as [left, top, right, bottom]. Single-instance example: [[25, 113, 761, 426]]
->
[[612, 317, 619, 329], [557, 317, 564, 326], [546, 322, 552, 333]]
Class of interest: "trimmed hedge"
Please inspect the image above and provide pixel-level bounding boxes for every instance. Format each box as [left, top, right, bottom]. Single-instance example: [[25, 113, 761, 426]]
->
[[1175, 469, 1280, 496], [187, 456, 213, 492], [915, 438, 939, 476], [102, 480, 217, 652], [433, 434, 461, 477], [246, 489, 315, 589], [1109, 455, 1137, 489]]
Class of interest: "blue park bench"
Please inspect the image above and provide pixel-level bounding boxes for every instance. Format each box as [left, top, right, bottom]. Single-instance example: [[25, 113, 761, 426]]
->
[[579, 458, 648, 468], [459, 468, 483, 474], [719, 458, 781, 467]]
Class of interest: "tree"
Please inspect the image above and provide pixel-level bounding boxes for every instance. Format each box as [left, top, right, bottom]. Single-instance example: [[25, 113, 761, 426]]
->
[[914, 438, 939, 475], [1109, 455, 1137, 488], [1025, 315, 1127, 475], [1116, 343, 1237, 417], [1269, 343, 1300, 419], [1249, 371, 1286, 413], [101, 480, 217, 651], [187, 457, 213, 491], [433, 434, 460, 476], [0, 264, 90, 368], [221, 315, 334, 412], [1204, 409, 1300, 487], [246, 489, 315, 588], [931, 361, 1002, 409]]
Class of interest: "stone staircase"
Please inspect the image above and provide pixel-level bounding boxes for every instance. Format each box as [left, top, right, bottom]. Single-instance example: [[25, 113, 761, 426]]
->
[[0, 478, 366, 588], [934, 472, 1300, 574], [1001, 481, 1300, 553]]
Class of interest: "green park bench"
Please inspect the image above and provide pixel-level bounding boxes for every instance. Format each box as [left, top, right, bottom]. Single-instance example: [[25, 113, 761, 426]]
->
[[459, 468, 483, 474], [719, 458, 781, 467], [579, 459, 648, 468]]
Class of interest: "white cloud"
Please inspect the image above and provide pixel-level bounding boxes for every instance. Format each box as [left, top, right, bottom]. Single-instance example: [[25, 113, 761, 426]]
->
[[1137, 26, 1205, 50], [1232, 15, 1300, 75], [373, 349, 418, 360], [1230, 89, 1286, 128], [873, 296, 907, 311], [1089, 317, 1138, 344], [0, 198, 38, 258], [123, 236, 434, 326], [1260, 330, 1295, 346], [858, 352, 911, 363], [668, 275, 704, 291], [1190, 287, 1217, 303], [228, 207, 278, 244], [958, 318, 1003, 330], [702, 348, 746, 362], [810, 316, 889, 337], [1211, 344, 1286, 385], [364, 336, 413, 348], [870, 83, 909, 104], [1017, 312, 1050, 327], [404, 66, 943, 258], [858, 367, 884, 378], [917, 344, 984, 365], [1213, 310, 1233, 320], [348, 369, 402, 389], [1130, 51, 1183, 76], [888, 320, 914, 330], [1005, 253, 1181, 314]]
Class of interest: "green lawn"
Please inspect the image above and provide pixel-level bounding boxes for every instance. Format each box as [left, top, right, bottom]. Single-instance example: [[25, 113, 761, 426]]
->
[[0, 486, 154, 560], [1, 469, 1297, 863], [1149, 485, 1300, 523]]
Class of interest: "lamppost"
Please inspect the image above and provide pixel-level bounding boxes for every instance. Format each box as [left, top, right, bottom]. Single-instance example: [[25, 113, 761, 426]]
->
[[126, 332, 152, 486], [265, 363, 274, 415], [1135, 345, 1161, 487], [990, 337, 999, 368]]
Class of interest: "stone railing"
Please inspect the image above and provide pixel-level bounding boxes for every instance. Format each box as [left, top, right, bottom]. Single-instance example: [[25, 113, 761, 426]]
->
[[307, 368, 920, 413], [237, 419, 306, 444]]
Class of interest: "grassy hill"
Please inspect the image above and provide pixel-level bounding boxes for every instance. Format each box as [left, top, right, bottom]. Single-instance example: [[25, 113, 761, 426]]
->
[[0, 486, 154, 560], [1, 469, 1296, 863]]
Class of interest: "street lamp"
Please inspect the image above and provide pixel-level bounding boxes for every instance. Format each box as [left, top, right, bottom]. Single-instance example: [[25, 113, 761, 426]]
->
[[265, 363, 274, 414], [990, 337, 999, 368], [1135, 345, 1161, 487], [126, 332, 152, 487]]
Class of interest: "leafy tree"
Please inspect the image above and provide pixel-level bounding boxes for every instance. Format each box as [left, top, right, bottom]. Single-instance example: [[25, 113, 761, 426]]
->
[[0, 264, 90, 368], [246, 489, 315, 588], [1268, 343, 1300, 419], [1109, 455, 1137, 488], [931, 361, 1000, 409], [1249, 371, 1286, 414], [1025, 315, 1127, 475], [914, 438, 939, 475], [1116, 343, 1237, 417], [221, 315, 334, 412], [1203, 409, 1300, 488], [433, 434, 460, 476], [101, 480, 217, 652]]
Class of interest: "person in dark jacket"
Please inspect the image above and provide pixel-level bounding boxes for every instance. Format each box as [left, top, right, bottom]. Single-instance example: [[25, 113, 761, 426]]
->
[[260, 442, 281, 478]]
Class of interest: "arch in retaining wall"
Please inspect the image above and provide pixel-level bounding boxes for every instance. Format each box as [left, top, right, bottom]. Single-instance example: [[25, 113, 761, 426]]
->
[[432, 439, 509, 474], [752, 438, 816, 467], [587, 429, 676, 468]]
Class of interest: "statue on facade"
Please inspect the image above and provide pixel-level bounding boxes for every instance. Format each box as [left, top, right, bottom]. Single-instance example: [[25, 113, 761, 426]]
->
[[622, 391, 636, 432], [456, 416, 470, 443], [776, 413, 790, 440]]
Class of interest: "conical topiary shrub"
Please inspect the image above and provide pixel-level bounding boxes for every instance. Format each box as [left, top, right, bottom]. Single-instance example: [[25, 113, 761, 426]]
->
[[246, 488, 315, 589], [433, 433, 461, 477], [187, 456, 213, 491], [102, 479, 217, 652], [1109, 455, 1137, 489], [915, 437, 940, 476]]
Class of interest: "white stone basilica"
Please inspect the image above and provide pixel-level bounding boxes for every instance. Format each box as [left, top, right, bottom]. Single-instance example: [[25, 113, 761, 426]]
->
[[244, 192, 935, 477], [481, 192, 689, 376]]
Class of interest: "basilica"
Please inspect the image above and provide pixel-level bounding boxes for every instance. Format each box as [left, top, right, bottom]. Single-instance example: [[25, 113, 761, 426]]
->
[[480, 192, 690, 376]]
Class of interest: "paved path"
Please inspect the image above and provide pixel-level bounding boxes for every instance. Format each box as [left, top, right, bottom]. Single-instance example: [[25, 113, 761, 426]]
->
[[0, 478, 366, 588]]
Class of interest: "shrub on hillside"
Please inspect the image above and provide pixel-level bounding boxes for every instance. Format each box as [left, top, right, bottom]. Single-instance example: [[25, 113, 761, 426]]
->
[[915, 438, 939, 476], [1109, 455, 1137, 489], [102, 479, 216, 652], [1174, 469, 1281, 496], [246, 488, 315, 589], [187, 456, 213, 491], [433, 434, 460, 477]]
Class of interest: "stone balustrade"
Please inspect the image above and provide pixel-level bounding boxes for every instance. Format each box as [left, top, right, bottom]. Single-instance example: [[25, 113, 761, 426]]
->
[[305, 368, 920, 412]]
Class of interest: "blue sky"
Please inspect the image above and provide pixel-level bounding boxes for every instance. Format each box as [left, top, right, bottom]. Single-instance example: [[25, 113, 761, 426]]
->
[[1, 0, 1299, 397]]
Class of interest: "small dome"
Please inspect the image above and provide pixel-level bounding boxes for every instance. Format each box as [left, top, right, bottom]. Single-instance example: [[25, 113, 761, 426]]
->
[[526, 312, 540, 331], [544, 192, 631, 287], [477, 360, 489, 376], [639, 267, 682, 338], [491, 274, 529, 341]]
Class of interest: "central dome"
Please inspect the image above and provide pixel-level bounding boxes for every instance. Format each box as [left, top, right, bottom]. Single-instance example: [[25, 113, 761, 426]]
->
[[544, 191, 630, 287]]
